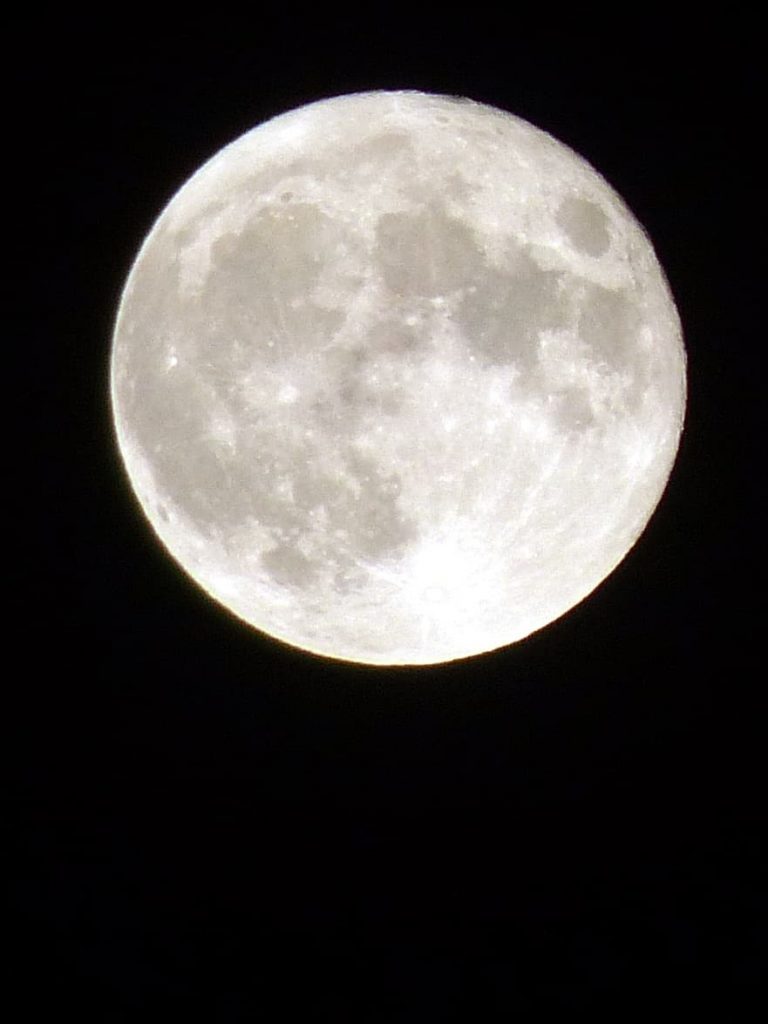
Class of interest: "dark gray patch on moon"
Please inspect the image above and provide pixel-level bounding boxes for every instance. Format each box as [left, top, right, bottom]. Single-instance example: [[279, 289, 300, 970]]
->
[[191, 203, 347, 371], [456, 250, 566, 370], [552, 387, 595, 430], [375, 204, 486, 298], [556, 196, 611, 257], [342, 451, 417, 562], [366, 321, 424, 357], [444, 173, 476, 202], [310, 327, 422, 433], [332, 565, 371, 596], [353, 132, 414, 163], [575, 285, 658, 414], [258, 447, 418, 591], [261, 542, 319, 588], [579, 285, 641, 371]]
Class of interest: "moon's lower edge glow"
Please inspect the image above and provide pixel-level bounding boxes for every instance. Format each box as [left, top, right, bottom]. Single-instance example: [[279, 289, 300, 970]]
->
[[110, 90, 686, 666]]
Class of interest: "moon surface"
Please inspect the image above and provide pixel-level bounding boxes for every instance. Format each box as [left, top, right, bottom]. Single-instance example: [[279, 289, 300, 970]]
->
[[110, 90, 686, 665]]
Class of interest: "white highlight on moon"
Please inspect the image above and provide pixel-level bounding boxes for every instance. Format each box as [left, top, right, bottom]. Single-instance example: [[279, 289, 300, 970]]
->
[[110, 90, 686, 666]]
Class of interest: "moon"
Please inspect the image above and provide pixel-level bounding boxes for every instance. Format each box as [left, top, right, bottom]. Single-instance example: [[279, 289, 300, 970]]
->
[[110, 90, 686, 666]]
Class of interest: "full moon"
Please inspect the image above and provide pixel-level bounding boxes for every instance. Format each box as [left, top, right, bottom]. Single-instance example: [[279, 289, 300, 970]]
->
[[111, 90, 686, 665]]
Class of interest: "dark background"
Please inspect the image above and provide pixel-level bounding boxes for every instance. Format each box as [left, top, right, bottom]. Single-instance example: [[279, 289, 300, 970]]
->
[[11, 15, 763, 1018]]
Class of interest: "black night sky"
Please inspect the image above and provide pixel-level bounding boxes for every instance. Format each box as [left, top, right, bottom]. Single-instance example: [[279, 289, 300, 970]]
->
[[10, 16, 764, 1018]]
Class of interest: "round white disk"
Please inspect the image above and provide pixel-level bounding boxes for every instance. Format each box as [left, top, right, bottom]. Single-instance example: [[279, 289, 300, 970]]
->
[[110, 90, 686, 665]]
